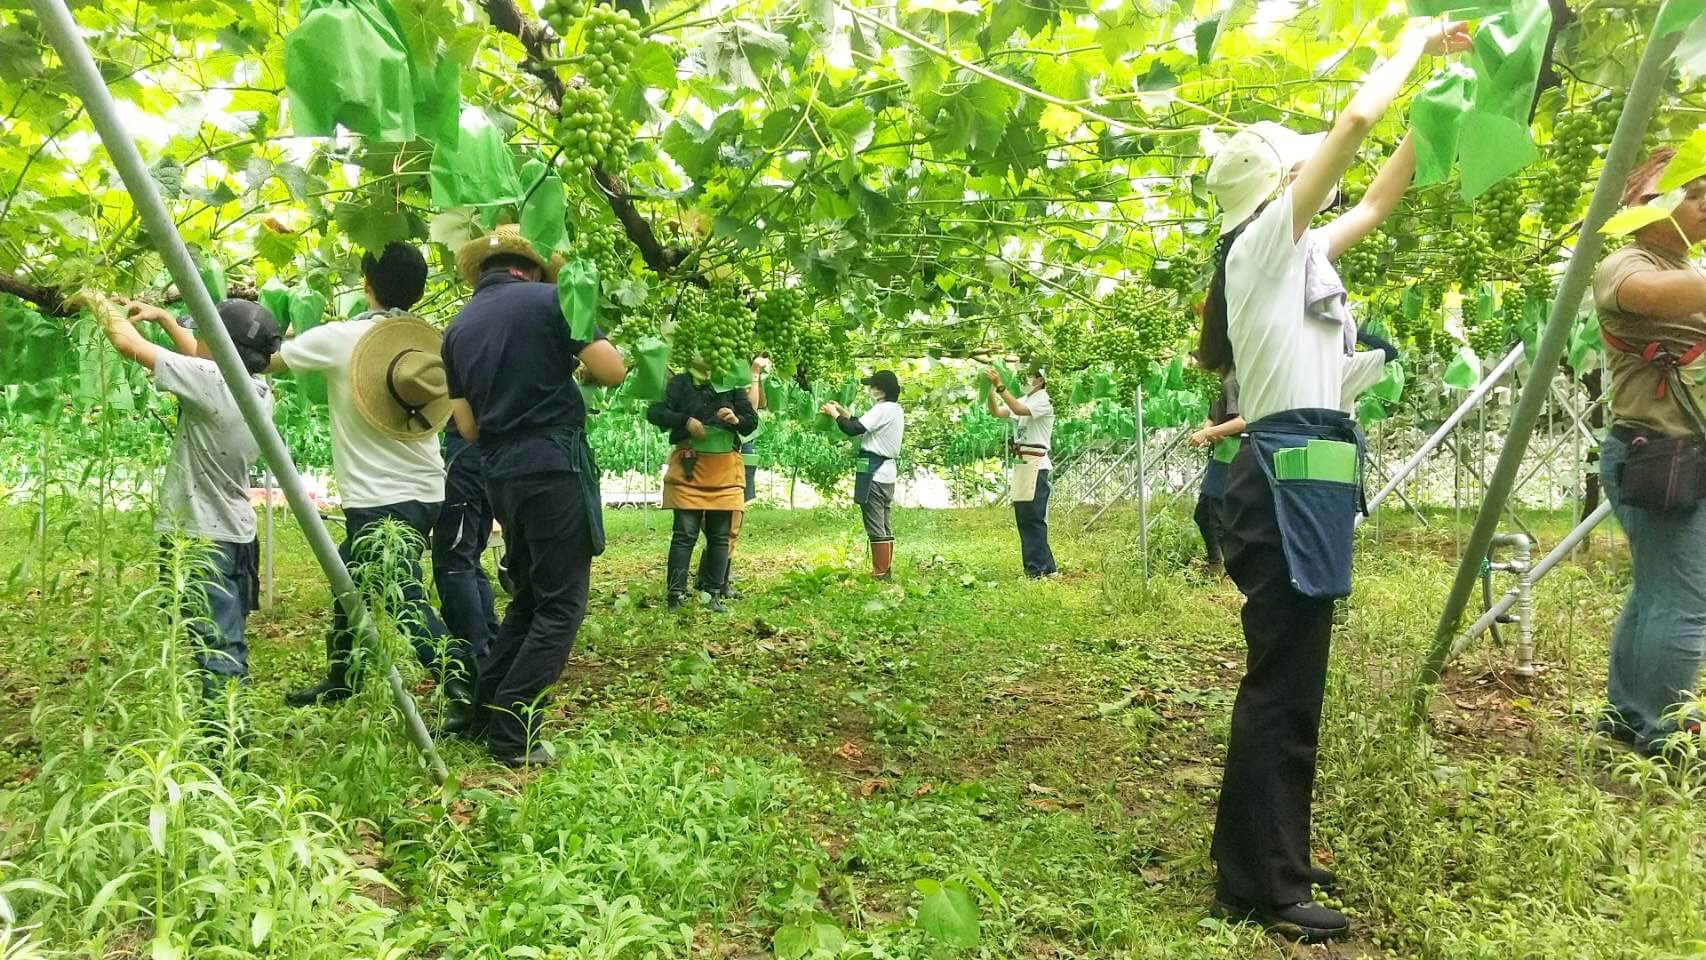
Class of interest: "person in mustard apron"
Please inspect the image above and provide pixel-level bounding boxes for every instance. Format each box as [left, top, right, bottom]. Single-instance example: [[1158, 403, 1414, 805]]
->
[[822, 370, 905, 580], [647, 361, 759, 611], [696, 356, 769, 600], [1197, 20, 1470, 943]]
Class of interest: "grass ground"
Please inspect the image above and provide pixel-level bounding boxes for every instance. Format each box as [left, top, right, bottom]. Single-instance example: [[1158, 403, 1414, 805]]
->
[[0, 498, 1701, 959]]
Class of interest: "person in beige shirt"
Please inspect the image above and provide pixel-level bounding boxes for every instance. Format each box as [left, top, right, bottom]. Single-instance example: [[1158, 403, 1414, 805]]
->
[[1590, 146, 1706, 759]]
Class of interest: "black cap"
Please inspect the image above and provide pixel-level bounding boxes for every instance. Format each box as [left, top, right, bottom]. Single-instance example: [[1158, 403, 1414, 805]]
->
[[861, 369, 901, 400], [184, 299, 284, 356]]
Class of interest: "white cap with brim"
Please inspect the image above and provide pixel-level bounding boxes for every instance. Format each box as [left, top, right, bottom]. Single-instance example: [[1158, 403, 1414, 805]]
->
[[1206, 121, 1327, 236]]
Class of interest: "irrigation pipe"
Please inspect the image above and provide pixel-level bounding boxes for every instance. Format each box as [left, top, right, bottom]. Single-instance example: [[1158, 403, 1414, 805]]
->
[[1414, 22, 1682, 725], [31, 0, 449, 784]]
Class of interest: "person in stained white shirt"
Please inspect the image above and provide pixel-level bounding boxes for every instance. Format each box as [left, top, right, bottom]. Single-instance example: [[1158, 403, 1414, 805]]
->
[[822, 370, 905, 580], [984, 365, 1058, 578]]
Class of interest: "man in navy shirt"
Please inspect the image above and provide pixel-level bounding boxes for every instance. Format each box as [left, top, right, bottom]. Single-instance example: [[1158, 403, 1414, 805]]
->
[[443, 226, 627, 767]]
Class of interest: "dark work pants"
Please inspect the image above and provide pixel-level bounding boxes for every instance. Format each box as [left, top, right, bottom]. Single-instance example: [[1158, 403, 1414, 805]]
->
[[669, 509, 732, 599], [1014, 468, 1056, 577], [334, 502, 456, 675], [432, 450, 498, 660], [1195, 488, 1224, 564], [1211, 449, 1336, 908], [481, 471, 594, 756]]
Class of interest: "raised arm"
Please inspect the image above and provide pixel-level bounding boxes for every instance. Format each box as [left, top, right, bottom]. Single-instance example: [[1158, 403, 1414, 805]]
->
[[70, 292, 160, 371], [125, 301, 198, 357], [1289, 21, 1469, 241], [579, 339, 627, 387], [1323, 134, 1417, 258]]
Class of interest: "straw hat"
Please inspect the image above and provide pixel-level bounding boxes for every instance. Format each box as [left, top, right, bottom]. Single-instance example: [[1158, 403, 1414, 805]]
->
[[349, 314, 452, 440], [1206, 121, 1326, 236], [455, 224, 556, 286]]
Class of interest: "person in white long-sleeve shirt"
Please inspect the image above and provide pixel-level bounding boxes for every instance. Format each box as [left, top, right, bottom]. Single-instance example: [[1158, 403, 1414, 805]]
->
[[822, 370, 905, 579], [984, 366, 1057, 577]]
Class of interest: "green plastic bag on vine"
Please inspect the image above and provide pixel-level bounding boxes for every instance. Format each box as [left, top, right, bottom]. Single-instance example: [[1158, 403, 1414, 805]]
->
[[1568, 313, 1602, 371], [556, 258, 599, 343], [1370, 361, 1406, 404], [1408, 0, 1510, 16], [519, 157, 567, 257], [1357, 393, 1391, 424], [286, 284, 330, 406], [1164, 355, 1186, 391], [1443, 346, 1482, 390], [258, 281, 291, 333], [628, 336, 670, 402], [430, 107, 524, 208], [0, 298, 72, 390], [763, 374, 787, 413], [1068, 373, 1091, 406], [712, 353, 752, 392], [1410, 64, 1477, 189], [285, 0, 425, 141], [193, 252, 228, 304]]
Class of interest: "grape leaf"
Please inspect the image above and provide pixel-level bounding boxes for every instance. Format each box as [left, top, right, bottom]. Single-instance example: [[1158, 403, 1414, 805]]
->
[[915, 879, 979, 948]]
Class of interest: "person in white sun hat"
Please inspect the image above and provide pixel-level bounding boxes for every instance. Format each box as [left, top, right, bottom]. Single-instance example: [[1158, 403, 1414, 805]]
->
[[1194, 18, 1470, 945]]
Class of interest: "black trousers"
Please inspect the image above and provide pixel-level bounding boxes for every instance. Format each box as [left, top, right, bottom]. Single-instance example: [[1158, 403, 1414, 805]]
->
[[1212, 448, 1336, 908], [432, 450, 498, 660], [668, 509, 731, 598], [480, 472, 594, 757], [333, 501, 456, 674], [1014, 468, 1056, 577], [1194, 488, 1223, 564]]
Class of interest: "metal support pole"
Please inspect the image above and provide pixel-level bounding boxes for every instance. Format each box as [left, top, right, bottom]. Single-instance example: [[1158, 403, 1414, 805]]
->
[[1083, 427, 1190, 531], [262, 467, 275, 611], [31, 0, 447, 783], [1135, 383, 1149, 581], [1415, 26, 1678, 725], [1365, 344, 1524, 517]]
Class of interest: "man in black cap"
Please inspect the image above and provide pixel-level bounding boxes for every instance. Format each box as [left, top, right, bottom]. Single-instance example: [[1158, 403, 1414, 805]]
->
[[74, 290, 281, 705], [822, 370, 905, 580]]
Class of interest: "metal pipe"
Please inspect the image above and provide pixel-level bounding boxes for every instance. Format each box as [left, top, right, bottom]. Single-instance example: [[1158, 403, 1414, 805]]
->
[[1135, 383, 1149, 581], [262, 467, 275, 611], [30, 0, 448, 783], [1083, 425, 1192, 531], [1365, 344, 1524, 517], [1415, 22, 1678, 725], [1446, 500, 1615, 665]]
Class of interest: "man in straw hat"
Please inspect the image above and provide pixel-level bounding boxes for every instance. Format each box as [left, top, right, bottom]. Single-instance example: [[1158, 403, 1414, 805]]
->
[[443, 225, 627, 768], [271, 243, 476, 725]]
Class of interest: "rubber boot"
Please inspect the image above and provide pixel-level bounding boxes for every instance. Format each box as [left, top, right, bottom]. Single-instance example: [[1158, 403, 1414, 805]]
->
[[440, 655, 483, 739], [285, 632, 354, 708], [871, 540, 894, 580]]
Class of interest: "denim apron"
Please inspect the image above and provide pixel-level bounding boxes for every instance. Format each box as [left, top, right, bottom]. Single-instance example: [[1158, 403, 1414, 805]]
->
[[853, 449, 890, 505], [1241, 409, 1364, 599], [1202, 436, 1240, 500]]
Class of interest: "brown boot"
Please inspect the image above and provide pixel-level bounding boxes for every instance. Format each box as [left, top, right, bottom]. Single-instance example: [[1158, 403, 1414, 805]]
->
[[871, 540, 894, 580]]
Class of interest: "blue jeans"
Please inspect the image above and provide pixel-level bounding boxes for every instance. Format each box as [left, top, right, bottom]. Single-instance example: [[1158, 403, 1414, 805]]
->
[[1600, 431, 1706, 750], [160, 538, 256, 698]]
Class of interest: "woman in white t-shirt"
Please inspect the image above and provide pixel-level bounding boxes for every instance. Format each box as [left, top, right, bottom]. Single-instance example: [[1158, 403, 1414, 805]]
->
[[984, 366, 1057, 578], [822, 370, 905, 580], [1195, 20, 1470, 944]]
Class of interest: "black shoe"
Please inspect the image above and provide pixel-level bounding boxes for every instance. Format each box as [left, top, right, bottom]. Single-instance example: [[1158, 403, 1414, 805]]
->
[[1595, 712, 1638, 747], [496, 745, 555, 769], [440, 676, 482, 738], [1212, 897, 1349, 943], [704, 595, 727, 614], [667, 594, 685, 611], [284, 676, 352, 708]]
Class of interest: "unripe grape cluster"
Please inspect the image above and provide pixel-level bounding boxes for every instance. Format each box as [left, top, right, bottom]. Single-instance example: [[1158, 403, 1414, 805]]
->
[[755, 289, 809, 375], [1478, 177, 1526, 248], [556, 86, 630, 174], [669, 285, 755, 378], [580, 6, 642, 90], [570, 220, 630, 288], [1444, 227, 1495, 289], [539, 0, 589, 32], [1101, 287, 1193, 368], [1540, 111, 1599, 230], [1336, 234, 1391, 289]]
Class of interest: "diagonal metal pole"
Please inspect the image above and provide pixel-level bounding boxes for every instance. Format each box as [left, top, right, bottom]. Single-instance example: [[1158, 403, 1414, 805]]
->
[[31, 0, 448, 783], [1413, 23, 1682, 725]]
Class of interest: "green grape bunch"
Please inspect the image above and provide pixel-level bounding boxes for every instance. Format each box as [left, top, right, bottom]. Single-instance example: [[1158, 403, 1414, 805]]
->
[[580, 6, 642, 90], [1540, 110, 1599, 230], [1094, 288, 1194, 375], [556, 85, 632, 174], [1478, 177, 1526, 249], [571, 220, 631, 289], [1336, 232, 1393, 289], [539, 0, 589, 34], [669, 285, 756, 379], [1444, 227, 1494, 289], [754, 289, 808, 375]]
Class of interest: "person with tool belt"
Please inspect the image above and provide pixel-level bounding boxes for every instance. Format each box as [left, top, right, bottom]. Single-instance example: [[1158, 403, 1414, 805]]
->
[[1197, 19, 1470, 943], [822, 370, 905, 580], [646, 360, 759, 611], [1591, 147, 1706, 760], [983, 365, 1058, 578]]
